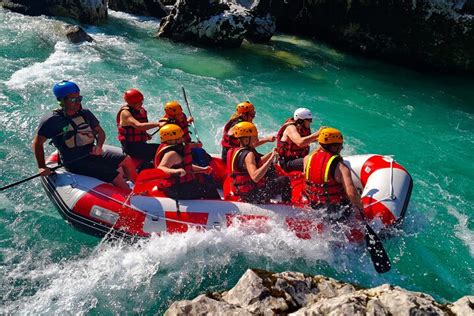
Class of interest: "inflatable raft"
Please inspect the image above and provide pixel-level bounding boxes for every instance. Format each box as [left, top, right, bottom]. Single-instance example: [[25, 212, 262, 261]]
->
[[41, 146, 412, 242]]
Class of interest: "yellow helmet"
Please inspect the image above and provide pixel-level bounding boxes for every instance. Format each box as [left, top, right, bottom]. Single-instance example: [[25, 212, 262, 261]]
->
[[159, 124, 184, 142], [164, 101, 183, 116], [233, 122, 258, 138], [318, 127, 343, 144], [236, 101, 255, 115]]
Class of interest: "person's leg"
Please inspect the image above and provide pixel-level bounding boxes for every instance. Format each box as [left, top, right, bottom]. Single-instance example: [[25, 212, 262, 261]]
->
[[119, 156, 138, 182], [111, 174, 131, 191], [66, 156, 124, 189]]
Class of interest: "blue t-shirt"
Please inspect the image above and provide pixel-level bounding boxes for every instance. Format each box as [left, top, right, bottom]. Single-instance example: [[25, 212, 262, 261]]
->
[[37, 109, 99, 161]]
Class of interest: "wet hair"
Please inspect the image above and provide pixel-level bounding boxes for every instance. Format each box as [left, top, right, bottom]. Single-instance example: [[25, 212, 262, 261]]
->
[[321, 143, 341, 154]]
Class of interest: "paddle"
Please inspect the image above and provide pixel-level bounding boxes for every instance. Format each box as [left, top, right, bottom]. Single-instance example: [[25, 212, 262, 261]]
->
[[181, 87, 201, 143], [0, 154, 89, 191], [357, 208, 391, 273]]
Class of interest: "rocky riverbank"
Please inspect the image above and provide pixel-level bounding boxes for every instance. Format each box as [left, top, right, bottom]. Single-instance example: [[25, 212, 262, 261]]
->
[[165, 269, 474, 315], [1, 0, 472, 72]]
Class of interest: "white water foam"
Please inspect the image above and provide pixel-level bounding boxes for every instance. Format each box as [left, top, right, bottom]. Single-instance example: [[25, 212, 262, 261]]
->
[[1, 218, 380, 314], [5, 41, 101, 91], [447, 206, 474, 256]]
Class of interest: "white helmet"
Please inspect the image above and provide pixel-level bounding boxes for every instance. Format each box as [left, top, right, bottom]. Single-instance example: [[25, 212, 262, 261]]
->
[[294, 108, 312, 121]]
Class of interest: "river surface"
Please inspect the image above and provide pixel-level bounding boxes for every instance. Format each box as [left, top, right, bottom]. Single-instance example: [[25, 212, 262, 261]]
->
[[0, 9, 473, 314]]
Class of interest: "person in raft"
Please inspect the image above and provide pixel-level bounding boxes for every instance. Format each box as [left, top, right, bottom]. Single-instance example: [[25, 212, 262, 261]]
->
[[303, 127, 363, 221], [154, 124, 220, 199], [117, 88, 162, 169], [221, 101, 276, 162], [159, 100, 210, 166], [226, 122, 291, 203], [32, 80, 137, 190], [276, 108, 324, 172]]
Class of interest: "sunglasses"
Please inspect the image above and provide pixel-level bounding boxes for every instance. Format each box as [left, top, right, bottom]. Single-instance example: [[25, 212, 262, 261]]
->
[[66, 96, 83, 103], [305, 119, 313, 122]]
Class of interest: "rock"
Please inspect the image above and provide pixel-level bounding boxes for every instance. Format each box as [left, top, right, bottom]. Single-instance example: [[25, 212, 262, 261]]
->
[[156, 0, 277, 47], [164, 269, 473, 315], [275, 1, 474, 73], [164, 294, 252, 316], [448, 295, 474, 315], [1, 0, 108, 24], [108, 0, 168, 18], [64, 25, 94, 44]]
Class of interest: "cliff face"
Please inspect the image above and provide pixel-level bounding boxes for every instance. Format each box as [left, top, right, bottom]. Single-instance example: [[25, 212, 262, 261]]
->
[[276, 0, 474, 73], [164, 269, 474, 315], [0, 0, 108, 24]]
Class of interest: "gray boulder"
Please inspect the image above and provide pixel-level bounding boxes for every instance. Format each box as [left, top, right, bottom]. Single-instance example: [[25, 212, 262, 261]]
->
[[0, 0, 108, 24], [64, 25, 94, 44], [157, 0, 277, 47], [164, 269, 474, 315]]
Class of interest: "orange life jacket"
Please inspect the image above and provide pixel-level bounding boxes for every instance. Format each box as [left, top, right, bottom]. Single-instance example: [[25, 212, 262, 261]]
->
[[116, 105, 149, 143], [153, 143, 194, 188], [226, 147, 266, 197], [276, 118, 311, 161], [221, 117, 243, 150], [162, 113, 191, 143], [304, 151, 346, 206]]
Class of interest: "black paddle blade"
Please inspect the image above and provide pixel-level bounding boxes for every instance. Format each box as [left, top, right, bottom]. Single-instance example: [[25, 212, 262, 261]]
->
[[364, 224, 391, 273]]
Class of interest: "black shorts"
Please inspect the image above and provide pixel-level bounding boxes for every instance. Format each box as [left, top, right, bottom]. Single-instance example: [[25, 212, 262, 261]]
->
[[65, 149, 126, 183], [121, 141, 159, 162]]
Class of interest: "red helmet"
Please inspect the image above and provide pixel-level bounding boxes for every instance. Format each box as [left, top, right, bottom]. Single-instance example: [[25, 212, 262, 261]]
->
[[124, 89, 144, 104]]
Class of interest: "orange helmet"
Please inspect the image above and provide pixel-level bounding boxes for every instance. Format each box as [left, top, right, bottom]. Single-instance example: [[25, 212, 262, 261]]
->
[[318, 127, 343, 144], [164, 101, 183, 116], [233, 122, 258, 138], [236, 101, 255, 115], [159, 124, 184, 142]]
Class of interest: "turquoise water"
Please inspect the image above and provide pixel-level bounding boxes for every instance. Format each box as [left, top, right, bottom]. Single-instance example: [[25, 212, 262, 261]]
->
[[1, 8, 473, 314]]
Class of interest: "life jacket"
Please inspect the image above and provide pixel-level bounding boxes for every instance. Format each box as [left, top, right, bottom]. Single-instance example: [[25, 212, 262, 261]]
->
[[304, 150, 346, 206], [221, 117, 243, 150], [162, 113, 191, 143], [53, 109, 96, 150], [226, 146, 266, 197], [116, 105, 149, 143], [153, 143, 194, 188], [276, 118, 311, 161]]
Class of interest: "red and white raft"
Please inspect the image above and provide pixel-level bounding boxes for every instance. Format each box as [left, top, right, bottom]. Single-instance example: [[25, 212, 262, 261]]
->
[[41, 147, 412, 242]]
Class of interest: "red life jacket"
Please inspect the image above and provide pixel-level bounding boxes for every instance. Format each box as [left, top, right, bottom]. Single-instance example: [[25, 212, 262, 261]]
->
[[226, 147, 266, 197], [221, 117, 243, 150], [162, 113, 191, 143], [116, 105, 149, 143], [304, 150, 346, 206], [153, 143, 194, 188], [276, 118, 311, 161]]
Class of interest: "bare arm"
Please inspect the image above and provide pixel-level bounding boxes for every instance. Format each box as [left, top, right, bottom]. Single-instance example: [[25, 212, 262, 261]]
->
[[157, 151, 186, 176], [120, 110, 160, 131], [335, 163, 364, 211], [245, 151, 275, 183], [192, 164, 212, 175], [255, 135, 276, 147], [285, 125, 319, 147], [32, 135, 48, 172]]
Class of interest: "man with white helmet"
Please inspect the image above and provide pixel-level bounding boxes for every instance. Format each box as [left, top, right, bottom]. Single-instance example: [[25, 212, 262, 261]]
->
[[275, 108, 324, 172]]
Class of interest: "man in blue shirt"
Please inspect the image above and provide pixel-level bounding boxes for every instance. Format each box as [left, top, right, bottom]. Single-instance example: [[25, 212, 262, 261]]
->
[[32, 80, 137, 190]]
